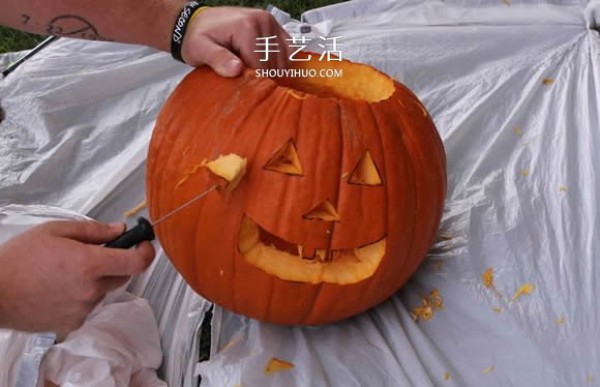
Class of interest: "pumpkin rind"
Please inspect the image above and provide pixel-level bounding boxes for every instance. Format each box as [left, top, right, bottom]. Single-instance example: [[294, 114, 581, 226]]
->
[[147, 56, 446, 325]]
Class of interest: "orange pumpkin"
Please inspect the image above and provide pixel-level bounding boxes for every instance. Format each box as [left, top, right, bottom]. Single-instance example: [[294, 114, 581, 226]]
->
[[147, 55, 446, 325]]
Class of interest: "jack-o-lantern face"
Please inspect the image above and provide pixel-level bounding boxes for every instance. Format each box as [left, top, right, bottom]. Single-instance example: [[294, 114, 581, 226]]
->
[[239, 140, 387, 285], [147, 55, 446, 325]]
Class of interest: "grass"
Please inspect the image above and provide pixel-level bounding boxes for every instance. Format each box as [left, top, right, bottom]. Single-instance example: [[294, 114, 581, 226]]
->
[[0, 28, 45, 54], [0, 0, 348, 54]]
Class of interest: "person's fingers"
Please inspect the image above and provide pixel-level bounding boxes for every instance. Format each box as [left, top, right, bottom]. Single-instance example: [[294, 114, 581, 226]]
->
[[43, 220, 125, 244], [256, 12, 280, 69], [186, 37, 244, 77], [55, 303, 95, 341], [229, 15, 267, 70], [99, 275, 131, 293], [228, 10, 287, 70], [260, 15, 290, 70], [182, 7, 292, 73], [88, 241, 155, 277], [275, 29, 292, 69], [205, 43, 244, 78], [135, 240, 156, 268]]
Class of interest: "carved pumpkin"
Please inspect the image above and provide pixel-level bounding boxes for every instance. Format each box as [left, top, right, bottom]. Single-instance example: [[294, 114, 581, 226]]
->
[[147, 55, 446, 325]]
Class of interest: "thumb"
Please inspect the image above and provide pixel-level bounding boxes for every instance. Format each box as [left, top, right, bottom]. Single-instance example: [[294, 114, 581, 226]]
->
[[45, 220, 125, 244], [186, 40, 244, 78]]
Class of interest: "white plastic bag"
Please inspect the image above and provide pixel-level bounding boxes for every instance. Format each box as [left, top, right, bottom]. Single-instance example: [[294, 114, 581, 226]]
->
[[0, 205, 166, 387]]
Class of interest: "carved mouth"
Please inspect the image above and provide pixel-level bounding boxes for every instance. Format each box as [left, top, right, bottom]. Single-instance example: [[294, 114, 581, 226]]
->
[[238, 215, 386, 284]]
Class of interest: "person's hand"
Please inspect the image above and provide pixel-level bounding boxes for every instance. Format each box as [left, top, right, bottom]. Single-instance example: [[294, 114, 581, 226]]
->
[[0, 220, 154, 338], [181, 7, 291, 77]]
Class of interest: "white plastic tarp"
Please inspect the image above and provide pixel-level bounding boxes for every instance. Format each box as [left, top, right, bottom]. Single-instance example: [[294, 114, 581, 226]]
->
[[0, 206, 169, 387], [1, 0, 599, 385]]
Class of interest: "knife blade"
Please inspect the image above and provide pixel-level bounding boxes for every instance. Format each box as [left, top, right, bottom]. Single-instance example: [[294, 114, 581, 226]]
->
[[104, 184, 219, 249]]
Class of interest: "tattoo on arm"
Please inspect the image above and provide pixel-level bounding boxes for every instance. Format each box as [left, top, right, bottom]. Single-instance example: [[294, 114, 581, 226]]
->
[[46, 15, 109, 41], [19, 13, 111, 41]]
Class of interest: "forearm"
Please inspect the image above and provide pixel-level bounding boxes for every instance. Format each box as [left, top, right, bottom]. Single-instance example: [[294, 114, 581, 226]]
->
[[0, 0, 185, 52]]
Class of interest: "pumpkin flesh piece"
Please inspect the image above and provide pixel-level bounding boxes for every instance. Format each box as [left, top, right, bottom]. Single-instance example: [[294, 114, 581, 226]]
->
[[203, 153, 247, 192]]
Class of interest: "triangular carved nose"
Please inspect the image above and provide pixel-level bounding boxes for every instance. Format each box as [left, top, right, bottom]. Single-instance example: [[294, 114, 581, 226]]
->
[[303, 200, 340, 222]]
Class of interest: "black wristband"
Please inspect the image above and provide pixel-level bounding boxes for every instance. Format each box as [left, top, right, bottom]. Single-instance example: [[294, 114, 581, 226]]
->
[[171, 0, 206, 63]]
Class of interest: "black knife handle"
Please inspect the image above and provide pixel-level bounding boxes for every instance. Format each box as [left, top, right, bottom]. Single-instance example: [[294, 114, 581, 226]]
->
[[104, 217, 155, 249]]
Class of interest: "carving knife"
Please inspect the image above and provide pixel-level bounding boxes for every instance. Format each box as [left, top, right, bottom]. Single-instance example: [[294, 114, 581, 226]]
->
[[104, 184, 219, 249]]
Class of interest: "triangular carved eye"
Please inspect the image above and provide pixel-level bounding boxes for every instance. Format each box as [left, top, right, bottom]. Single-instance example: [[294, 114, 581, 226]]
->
[[264, 139, 303, 176], [348, 151, 382, 186], [303, 200, 340, 222]]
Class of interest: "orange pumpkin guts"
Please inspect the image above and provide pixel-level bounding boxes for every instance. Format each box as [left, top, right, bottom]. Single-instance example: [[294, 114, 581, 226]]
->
[[146, 55, 446, 325]]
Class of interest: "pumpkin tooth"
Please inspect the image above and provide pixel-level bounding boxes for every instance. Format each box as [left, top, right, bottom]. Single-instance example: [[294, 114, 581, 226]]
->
[[315, 249, 330, 262], [302, 245, 316, 259]]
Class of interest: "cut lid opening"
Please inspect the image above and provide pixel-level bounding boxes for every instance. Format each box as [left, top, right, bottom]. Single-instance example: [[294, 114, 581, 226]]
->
[[267, 54, 395, 103]]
